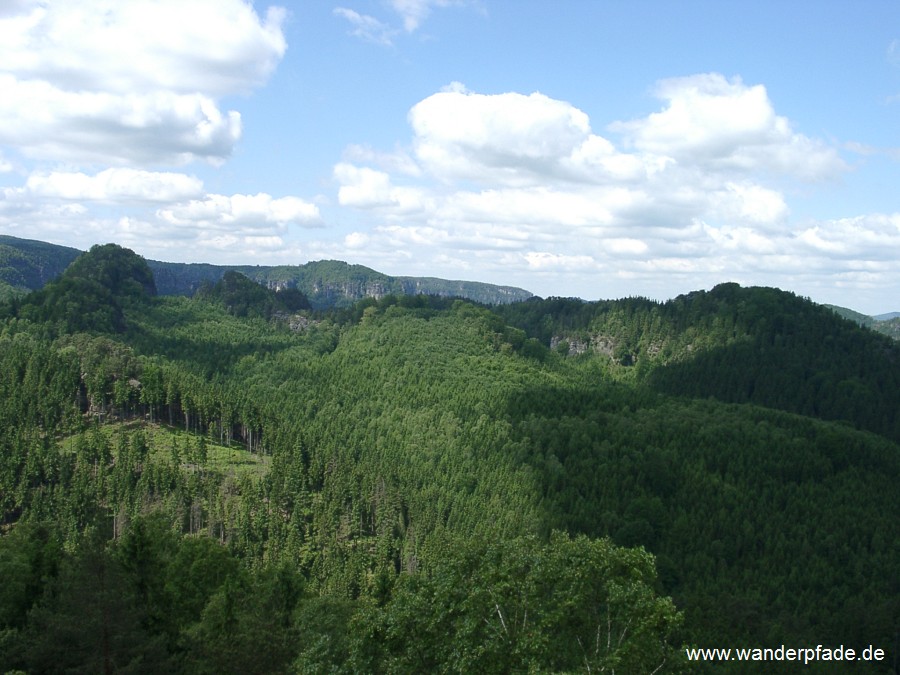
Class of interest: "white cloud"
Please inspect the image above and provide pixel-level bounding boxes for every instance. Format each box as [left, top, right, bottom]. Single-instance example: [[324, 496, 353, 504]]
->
[[343, 144, 422, 177], [0, 77, 243, 165], [0, 0, 321, 267], [333, 7, 396, 46], [344, 231, 370, 249], [795, 214, 900, 259], [0, 0, 286, 95], [336, 82, 809, 266], [702, 223, 777, 254], [334, 163, 430, 213], [0, 0, 285, 166], [606, 238, 649, 256], [707, 182, 789, 227], [409, 88, 594, 184], [1, 168, 321, 265], [434, 187, 627, 228], [326, 77, 900, 308], [611, 74, 846, 180], [23, 169, 204, 203], [158, 193, 321, 231], [524, 251, 597, 271]]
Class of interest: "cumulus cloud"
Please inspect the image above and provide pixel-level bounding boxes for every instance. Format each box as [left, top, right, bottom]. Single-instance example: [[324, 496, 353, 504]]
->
[[795, 214, 900, 259], [0, 0, 323, 266], [0, 0, 286, 95], [19, 168, 204, 203], [0, 0, 286, 166], [0, 78, 242, 166], [338, 79, 803, 255], [158, 193, 322, 231], [409, 88, 594, 184], [611, 74, 846, 180], [1, 166, 321, 265], [327, 76, 900, 307], [334, 163, 430, 213]]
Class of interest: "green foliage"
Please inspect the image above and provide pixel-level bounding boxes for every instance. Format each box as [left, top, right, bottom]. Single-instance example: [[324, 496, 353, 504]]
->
[[193, 270, 311, 319], [0, 280, 26, 304], [875, 316, 900, 340], [0, 235, 532, 307], [65, 243, 157, 299], [1, 273, 898, 673], [499, 284, 900, 442], [9, 243, 156, 334], [514, 393, 900, 657], [350, 532, 685, 674], [0, 235, 82, 292], [181, 563, 304, 675], [827, 303, 900, 341], [22, 529, 172, 674]]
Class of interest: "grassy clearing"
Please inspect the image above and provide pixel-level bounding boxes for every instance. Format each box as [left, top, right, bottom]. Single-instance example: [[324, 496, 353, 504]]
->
[[62, 418, 270, 480]]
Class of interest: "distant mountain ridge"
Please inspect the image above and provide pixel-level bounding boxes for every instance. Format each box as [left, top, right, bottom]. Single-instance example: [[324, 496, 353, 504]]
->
[[0, 235, 82, 300], [151, 258, 532, 308], [0, 235, 532, 308], [826, 303, 900, 341]]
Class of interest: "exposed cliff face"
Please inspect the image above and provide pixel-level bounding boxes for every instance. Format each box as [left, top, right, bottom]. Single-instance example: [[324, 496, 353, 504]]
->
[[396, 277, 531, 304], [0, 237, 534, 309], [265, 279, 295, 292], [150, 259, 531, 308], [237, 262, 534, 308], [148, 262, 223, 296], [309, 280, 391, 306], [551, 334, 617, 358]]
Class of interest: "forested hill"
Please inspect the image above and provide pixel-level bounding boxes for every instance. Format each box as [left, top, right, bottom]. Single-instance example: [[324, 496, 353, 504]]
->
[[827, 303, 900, 341], [0, 235, 82, 301], [0, 235, 532, 307], [151, 258, 533, 307], [496, 283, 900, 442], [1, 245, 898, 673]]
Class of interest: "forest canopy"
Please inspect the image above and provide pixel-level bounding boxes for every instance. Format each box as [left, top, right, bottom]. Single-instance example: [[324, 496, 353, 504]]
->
[[0, 245, 897, 673]]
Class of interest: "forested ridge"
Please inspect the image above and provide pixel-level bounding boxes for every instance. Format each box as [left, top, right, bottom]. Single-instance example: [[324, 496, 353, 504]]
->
[[0, 235, 533, 308], [0, 244, 898, 673]]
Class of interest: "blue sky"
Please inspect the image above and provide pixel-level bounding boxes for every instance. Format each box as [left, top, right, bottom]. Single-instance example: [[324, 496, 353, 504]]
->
[[1, 0, 899, 313]]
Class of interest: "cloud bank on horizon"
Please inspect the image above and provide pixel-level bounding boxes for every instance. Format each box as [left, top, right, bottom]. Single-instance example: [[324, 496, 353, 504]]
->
[[1, 0, 899, 313]]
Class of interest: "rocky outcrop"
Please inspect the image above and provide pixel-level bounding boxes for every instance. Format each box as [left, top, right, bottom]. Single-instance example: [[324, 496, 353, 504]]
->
[[551, 335, 617, 358]]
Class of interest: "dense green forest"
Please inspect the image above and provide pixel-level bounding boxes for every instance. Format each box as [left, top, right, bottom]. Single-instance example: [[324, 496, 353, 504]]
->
[[0, 237, 82, 303], [0, 244, 898, 673]]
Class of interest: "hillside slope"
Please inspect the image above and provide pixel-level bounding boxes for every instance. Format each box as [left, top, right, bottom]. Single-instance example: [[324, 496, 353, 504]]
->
[[1, 248, 898, 672], [827, 303, 900, 341], [0, 235, 82, 300], [498, 283, 900, 442]]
